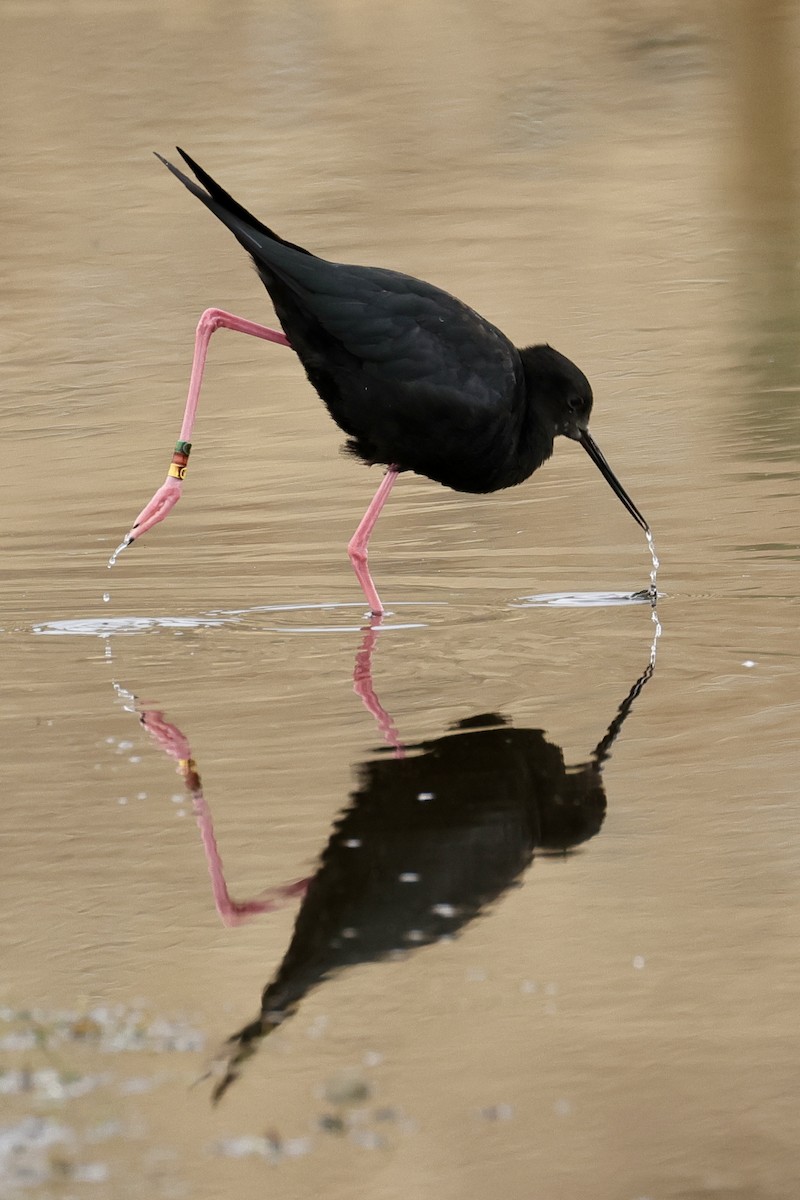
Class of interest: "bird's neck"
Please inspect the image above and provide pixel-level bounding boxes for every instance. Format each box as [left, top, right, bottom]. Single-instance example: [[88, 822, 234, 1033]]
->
[[516, 350, 557, 479]]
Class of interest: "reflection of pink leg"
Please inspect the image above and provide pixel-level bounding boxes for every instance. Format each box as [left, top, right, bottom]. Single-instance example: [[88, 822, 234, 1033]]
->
[[138, 703, 308, 927], [115, 308, 290, 550], [192, 793, 309, 928], [138, 706, 192, 759], [352, 618, 406, 757], [347, 467, 399, 616]]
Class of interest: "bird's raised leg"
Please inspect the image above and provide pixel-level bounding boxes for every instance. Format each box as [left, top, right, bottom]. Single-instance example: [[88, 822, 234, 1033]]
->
[[111, 308, 289, 559], [347, 467, 399, 616]]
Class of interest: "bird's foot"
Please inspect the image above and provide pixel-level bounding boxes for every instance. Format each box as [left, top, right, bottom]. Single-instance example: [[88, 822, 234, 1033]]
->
[[110, 477, 183, 565]]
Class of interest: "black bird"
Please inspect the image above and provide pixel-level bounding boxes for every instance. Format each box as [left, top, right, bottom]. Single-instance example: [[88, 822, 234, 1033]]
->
[[118, 149, 650, 613]]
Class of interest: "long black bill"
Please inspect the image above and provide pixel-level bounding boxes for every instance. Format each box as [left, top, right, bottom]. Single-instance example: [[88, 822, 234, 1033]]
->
[[579, 431, 650, 533]]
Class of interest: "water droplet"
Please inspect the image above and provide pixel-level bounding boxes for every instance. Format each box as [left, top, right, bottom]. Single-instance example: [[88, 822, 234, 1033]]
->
[[107, 538, 131, 569]]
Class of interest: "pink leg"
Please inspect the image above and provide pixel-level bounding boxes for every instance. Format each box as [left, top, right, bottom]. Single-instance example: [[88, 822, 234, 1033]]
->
[[347, 467, 399, 615], [111, 308, 289, 558]]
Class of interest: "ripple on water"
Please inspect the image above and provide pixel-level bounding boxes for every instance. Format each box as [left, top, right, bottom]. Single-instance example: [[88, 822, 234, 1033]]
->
[[512, 591, 660, 608], [30, 603, 432, 638]]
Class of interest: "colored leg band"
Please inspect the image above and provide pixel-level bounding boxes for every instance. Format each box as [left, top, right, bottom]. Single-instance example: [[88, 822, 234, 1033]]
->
[[168, 440, 192, 480]]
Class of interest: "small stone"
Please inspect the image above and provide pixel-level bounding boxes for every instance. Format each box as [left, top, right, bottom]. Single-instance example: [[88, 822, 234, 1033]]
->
[[323, 1071, 371, 1107]]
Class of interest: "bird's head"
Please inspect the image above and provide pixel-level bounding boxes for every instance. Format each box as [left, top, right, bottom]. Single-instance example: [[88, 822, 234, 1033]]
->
[[520, 344, 649, 533], [520, 344, 593, 441]]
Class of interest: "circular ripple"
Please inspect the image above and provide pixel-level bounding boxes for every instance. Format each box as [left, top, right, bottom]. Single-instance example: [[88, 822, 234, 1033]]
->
[[512, 590, 660, 608]]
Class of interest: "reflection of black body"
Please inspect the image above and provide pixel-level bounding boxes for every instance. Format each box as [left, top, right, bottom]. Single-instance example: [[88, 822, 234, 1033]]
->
[[264, 717, 602, 1009], [212, 661, 650, 1101]]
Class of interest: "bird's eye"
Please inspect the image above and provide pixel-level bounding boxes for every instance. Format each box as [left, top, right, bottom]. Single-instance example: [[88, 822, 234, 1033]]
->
[[567, 396, 582, 412]]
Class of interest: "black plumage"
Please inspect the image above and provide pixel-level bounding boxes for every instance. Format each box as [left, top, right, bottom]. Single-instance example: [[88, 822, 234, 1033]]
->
[[159, 150, 620, 499]]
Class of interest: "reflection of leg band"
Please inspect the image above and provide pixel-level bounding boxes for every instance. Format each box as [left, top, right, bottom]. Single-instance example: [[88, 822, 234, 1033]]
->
[[168, 440, 192, 480], [178, 757, 200, 789]]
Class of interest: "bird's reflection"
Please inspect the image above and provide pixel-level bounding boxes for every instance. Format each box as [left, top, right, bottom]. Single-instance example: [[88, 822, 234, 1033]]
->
[[133, 622, 654, 1101]]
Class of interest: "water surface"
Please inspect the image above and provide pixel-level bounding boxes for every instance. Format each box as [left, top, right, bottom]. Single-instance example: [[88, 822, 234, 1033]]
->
[[1, 2, 799, 1197]]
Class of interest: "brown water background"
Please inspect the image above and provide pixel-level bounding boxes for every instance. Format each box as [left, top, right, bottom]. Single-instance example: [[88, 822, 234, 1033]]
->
[[1, 1, 798, 1196]]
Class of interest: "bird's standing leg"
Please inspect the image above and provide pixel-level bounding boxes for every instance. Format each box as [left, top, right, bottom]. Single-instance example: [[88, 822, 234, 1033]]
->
[[347, 467, 399, 616], [113, 308, 289, 552]]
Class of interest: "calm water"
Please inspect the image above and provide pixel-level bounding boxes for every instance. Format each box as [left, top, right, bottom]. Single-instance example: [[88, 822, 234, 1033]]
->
[[2, 2, 799, 1196]]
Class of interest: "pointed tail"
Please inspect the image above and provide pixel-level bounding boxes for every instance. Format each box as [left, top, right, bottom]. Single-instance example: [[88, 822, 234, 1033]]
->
[[156, 147, 312, 260]]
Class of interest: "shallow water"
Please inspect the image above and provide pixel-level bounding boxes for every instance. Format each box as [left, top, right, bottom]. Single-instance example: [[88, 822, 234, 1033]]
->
[[2, 1, 799, 1196]]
